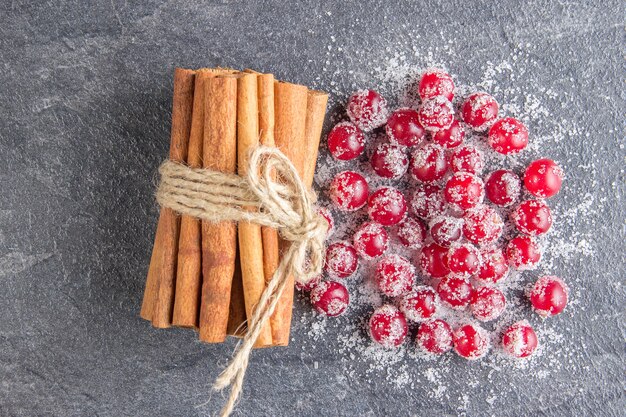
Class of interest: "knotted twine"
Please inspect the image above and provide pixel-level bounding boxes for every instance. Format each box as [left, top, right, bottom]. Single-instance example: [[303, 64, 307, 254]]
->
[[156, 146, 327, 417]]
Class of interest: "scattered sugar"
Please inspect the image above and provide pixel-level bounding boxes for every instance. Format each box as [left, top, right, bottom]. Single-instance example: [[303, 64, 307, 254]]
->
[[300, 40, 600, 402]]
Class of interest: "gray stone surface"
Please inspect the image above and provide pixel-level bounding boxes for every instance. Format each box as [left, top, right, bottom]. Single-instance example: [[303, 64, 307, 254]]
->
[[0, 1, 624, 416]]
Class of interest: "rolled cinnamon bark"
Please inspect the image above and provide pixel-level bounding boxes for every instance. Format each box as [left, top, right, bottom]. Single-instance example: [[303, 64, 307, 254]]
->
[[172, 69, 226, 328], [226, 247, 246, 337], [237, 72, 273, 347], [303, 90, 329, 188], [270, 81, 309, 346], [141, 68, 195, 327], [198, 75, 238, 343]]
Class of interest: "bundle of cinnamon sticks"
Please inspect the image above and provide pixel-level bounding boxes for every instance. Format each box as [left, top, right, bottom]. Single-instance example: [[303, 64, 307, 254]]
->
[[140, 67, 328, 347]]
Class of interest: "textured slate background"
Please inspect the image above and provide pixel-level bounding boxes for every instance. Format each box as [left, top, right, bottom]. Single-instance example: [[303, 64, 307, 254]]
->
[[1, 1, 624, 416]]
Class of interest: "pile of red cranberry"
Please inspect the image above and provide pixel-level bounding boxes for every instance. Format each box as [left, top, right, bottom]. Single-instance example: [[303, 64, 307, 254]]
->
[[305, 69, 569, 360]]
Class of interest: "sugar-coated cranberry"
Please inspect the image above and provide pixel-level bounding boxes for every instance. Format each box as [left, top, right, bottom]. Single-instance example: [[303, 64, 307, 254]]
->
[[411, 185, 447, 219], [419, 242, 451, 278], [529, 276, 569, 317], [453, 324, 490, 360], [418, 96, 455, 132], [447, 243, 482, 276], [432, 119, 465, 149], [437, 274, 473, 309], [346, 89, 389, 132], [353, 222, 389, 259], [367, 187, 407, 226], [523, 159, 564, 198], [399, 286, 438, 322], [470, 287, 506, 321], [449, 145, 484, 175], [370, 143, 409, 179], [369, 304, 408, 348], [296, 274, 321, 292], [417, 319, 453, 354], [502, 320, 538, 358], [310, 281, 349, 317], [429, 216, 463, 247], [511, 200, 553, 236], [317, 207, 335, 238], [506, 236, 541, 270], [327, 121, 365, 160], [397, 216, 427, 249], [329, 171, 369, 211], [444, 172, 485, 210], [461, 92, 499, 130], [419, 69, 455, 101], [375, 254, 416, 297], [325, 241, 359, 278], [410, 144, 448, 183], [488, 117, 529, 155], [463, 205, 504, 245], [485, 169, 521, 207], [477, 247, 509, 283], [385, 108, 426, 147]]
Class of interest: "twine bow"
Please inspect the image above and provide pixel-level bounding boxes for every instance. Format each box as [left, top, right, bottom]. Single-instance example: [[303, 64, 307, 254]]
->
[[156, 146, 327, 417]]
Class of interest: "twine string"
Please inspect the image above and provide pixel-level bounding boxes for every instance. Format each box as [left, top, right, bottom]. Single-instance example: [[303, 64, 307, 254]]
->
[[156, 146, 327, 417]]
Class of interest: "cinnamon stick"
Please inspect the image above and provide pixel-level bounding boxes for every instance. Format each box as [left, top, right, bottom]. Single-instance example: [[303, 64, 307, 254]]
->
[[198, 75, 238, 343], [172, 69, 225, 328], [140, 68, 195, 327], [226, 247, 246, 336], [237, 73, 273, 347], [303, 90, 329, 188], [270, 81, 309, 346]]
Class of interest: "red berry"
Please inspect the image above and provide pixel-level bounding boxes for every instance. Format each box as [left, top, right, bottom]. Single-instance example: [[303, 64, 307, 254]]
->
[[353, 222, 389, 259], [453, 324, 490, 360], [477, 247, 509, 283], [470, 287, 506, 321], [437, 274, 473, 309], [502, 320, 538, 358], [419, 242, 450, 278], [484, 169, 521, 207], [410, 144, 448, 183], [296, 274, 321, 292], [370, 143, 409, 179], [419, 69, 455, 101], [367, 187, 407, 226], [329, 171, 369, 211], [529, 276, 569, 317], [505, 236, 541, 270], [463, 204, 504, 245], [449, 145, 484, 174], [385, 108, 426, 147], [429, 216, 463, 247], [411, 185, 446, 219], [488, 117, 529, 155], [325, 241, 359, 278], [417, 96, 455, 132], [317, 207, 335, 238], [397, 216, 427, 249], [447, 243, 482, 276], [369, 304, 408, 348], [399, 286, 438, 322], [461, 92, 499, 130], [511, 200, 553, 236], [327, 121, 365, 160], [444, 172, 485, 210], [310, 281, 349, 317], [523, 159, 564, 198], [375, 254, 416, 297], [346, 89, 389, 132], [416, 319, 453, 354], [432, 119, 465, 149]]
